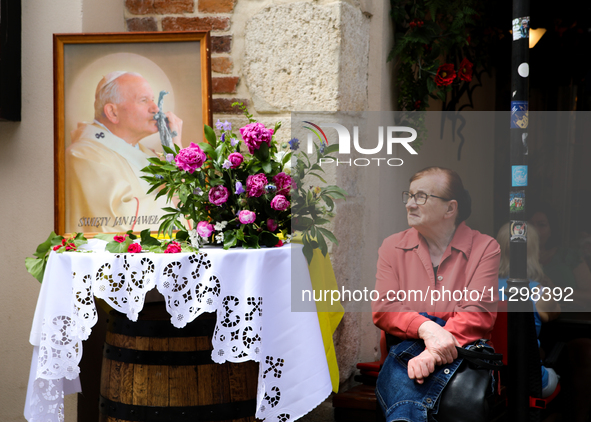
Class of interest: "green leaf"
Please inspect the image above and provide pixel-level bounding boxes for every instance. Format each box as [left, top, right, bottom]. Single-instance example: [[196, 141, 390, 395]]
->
[[25, 257, 47, 283], [261, 160, 272, 174], [209, 178, 225, 186], [281, 151, 292, 166], [162, 145, 176, 155], [317, 231, 328, 256], [437, 90, 446, 102], [254, 142, 270, 162], [198, 142, 216, 159], [179, 184, 190, 204], [147, 157, 164, 165], [33, 232, 59, 258], [214, 144, 225, 162], [260, 231, 279, 248], [324, 144, 339, 154], [140, 229, 161, 247], [106, 240, 128, 253], [242, 234, 260, 249], [317, 227, 339, 246], [302, 242, 314, 264], [204, 125, 217, 149], [235, 227, 245, 241], [293, 216, 314, 230], [223, 231, 238, 249], [175, 230, 189, 242], [309, 173, 327, 183], [94, 233, 116, 242], [274, 121, 282, 134]]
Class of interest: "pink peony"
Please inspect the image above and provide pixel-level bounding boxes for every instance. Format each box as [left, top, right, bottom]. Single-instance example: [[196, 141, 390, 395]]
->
[[267, 218, 278, 232], [228, 152, 244, 169], [273, 172, 293, 196], [175, 142, 207, 174], [246, 173, 268, 197], [239, 122, 274, 154], [164, 241, 182, 253], [209, 186, 229, 206], [270, 195, 290, 211], [128, 243, 142, 253], [238, 210, 256, 224], [114, 235, 127, 243], [196, 221, 214, 238]]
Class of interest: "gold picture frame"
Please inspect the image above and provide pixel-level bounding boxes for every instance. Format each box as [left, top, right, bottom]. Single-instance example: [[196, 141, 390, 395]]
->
[[54, 31, 212, 236]]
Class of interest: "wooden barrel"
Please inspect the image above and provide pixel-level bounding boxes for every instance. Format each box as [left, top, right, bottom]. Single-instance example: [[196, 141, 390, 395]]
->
[[99, 303, 258, 422]]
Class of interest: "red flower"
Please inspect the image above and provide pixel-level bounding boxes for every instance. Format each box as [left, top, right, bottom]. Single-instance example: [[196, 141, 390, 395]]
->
[[414, 100, 422, 110], [128, 243, 142, 253], [114, 235, 127, 243], [65, 242, 77, 252], [435, 64, 456, 86], [275, 240, 284, 247], [53, 245, 61, 251], [458, 58, 473, 82], [164, 241, 182, 254]]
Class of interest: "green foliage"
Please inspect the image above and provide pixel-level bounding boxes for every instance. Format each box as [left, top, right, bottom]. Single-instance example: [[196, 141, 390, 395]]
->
[[140, 110, 291, 251], [389, 0, 493, 112], [140, 105, 346, 264], [25, 232, 88, 282], [290, 141, 348, 262]]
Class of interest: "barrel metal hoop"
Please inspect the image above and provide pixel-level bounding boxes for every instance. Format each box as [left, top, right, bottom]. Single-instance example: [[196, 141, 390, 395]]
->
[[107, 311, 216, 338], [99, 395, 257, 422], [103, 343, 214, 365]]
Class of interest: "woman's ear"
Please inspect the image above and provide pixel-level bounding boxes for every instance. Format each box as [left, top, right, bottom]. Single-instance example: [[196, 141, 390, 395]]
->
[[445, 200, 458, 219], [103, 103, 119, 124]]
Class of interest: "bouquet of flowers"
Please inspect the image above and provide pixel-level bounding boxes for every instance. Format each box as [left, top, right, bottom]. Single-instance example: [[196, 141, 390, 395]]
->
[[141, 103, 346, 263]]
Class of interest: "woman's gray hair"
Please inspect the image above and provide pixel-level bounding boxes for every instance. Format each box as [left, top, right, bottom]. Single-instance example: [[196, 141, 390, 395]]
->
[[93, 71, 142, 120]]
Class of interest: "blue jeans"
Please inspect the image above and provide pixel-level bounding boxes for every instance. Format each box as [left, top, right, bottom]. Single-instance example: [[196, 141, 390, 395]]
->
[[376, 339, 463, 422]]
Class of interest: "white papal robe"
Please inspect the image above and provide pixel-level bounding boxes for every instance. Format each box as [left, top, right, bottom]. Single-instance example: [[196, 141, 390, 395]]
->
[[65, 122, 170, 233]]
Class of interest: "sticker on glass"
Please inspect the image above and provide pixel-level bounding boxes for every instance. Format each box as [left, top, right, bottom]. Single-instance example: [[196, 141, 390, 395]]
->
[[512, 17, 530, 40], [511, 101, 529, 128], [510, 221, 527, 242], [512, 166, 528, 187], [518, 63, 529, 78], [510, 190, 525, 213]]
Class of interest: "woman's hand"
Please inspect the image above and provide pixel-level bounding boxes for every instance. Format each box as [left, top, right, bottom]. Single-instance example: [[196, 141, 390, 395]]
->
[[408, 350, 437, 384], [418, 320, 460, 365]]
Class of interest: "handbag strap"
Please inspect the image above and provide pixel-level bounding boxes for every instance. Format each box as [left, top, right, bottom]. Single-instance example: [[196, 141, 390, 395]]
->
[[456, 346, 504, 370]]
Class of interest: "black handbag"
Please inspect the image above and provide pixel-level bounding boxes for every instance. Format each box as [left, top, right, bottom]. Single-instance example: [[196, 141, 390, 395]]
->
[[436, 344, 504, 422]]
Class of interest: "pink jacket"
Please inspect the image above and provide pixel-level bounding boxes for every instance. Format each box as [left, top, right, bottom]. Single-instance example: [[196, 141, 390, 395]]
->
[[372, 222, 500, 355]]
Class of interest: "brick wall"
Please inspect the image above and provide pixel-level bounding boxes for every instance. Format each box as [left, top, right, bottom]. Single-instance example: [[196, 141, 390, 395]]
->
[[125, 0, 247, 116]]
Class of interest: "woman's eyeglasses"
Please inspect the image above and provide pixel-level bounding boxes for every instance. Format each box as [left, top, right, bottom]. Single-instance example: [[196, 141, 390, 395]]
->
[[402, 191, 451, 205]]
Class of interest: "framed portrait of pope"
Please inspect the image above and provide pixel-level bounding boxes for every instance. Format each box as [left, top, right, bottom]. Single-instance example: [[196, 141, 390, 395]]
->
[[53, 32, 212, 236]]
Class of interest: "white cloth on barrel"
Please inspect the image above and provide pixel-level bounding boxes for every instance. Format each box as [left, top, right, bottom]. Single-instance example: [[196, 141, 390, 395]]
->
[[25, 240, 331, 422]]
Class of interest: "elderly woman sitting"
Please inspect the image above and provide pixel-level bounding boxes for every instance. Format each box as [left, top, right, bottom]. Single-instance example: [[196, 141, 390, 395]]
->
[[372, 166, 500, 422]]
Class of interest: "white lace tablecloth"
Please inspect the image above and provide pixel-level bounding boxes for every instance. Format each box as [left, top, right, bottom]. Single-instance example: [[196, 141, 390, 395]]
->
[[25, 240, 332, 422]]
